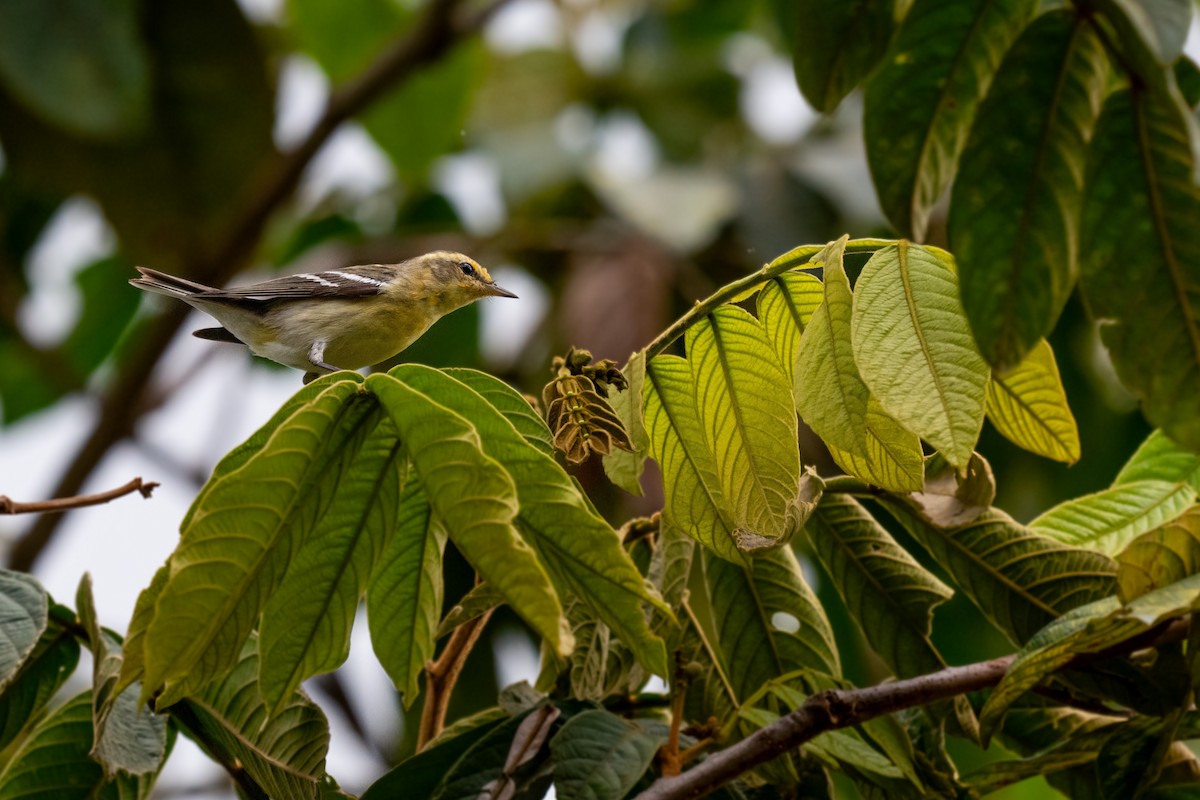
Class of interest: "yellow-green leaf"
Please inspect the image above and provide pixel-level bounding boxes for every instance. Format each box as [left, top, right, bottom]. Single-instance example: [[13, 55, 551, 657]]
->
[[1117, 505, 1200, 601], [827, 398, 924, 493], [986, 339, 1081, 464], [757, 272, 824, 386], [1030, 480, 1196, 555], [852, 242, 989, 467], [602, 350, 650, 496]]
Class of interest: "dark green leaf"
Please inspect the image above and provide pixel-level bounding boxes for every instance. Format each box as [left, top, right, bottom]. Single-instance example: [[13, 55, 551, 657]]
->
[[863, 0, 1036, 239], [950, 12, 1107, 368], [1084, 0, 1191, 85], [0, 611, 78, 752], [432, 705, 557, 800], [1079, 84, 1200, 449], [64, 256, 140, 376], [551, 710, 665, 800], [0, 0, 149, 137], [1095, 711, 1183, 798], [0, 568, 47, 693], [787, 0, 895, 113]]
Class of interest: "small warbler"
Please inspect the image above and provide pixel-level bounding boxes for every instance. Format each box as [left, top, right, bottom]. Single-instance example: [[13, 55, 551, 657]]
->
[[130, 251, 516, 381]]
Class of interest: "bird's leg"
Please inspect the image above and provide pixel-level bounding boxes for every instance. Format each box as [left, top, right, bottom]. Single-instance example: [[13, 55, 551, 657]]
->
[[307, 340, 340, 373]]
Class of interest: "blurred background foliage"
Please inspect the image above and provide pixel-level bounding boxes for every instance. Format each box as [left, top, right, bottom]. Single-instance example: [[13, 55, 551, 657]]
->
[[0, 0, 1163, 795]]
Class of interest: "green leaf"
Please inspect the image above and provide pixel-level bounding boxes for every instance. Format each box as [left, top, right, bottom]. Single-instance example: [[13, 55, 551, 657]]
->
[[445, 368, 554, 458], [687, 306, 804, 547], [704, 547, 840, 702], [645, 354, 742, 563], [114, 564, 166, 698], [805, 495, 951, 681], [950, 12, 1107, 368], [259, 423, 407, 714], [1029, 480, 1196, 555], [367, 479, 445, 707], [879, 501, 1118, 644], [361, 709, 508, 800], [827, 398, 924, 493], [795, 238, 870, 456], [0, 692, 142, 798], [144, 380, 379, 705], [785, 0, 894, 113], [64, 256, 141, 376], [852, 243, 989, 467], [1095, 711, 1184, 800], [0, 611, 79, 753], [0, 568, 47, 693], [171, 640, 329, 800], [366, 372, 572, 659], [1117, 505, 1200, 601], [0, 0, 149, 137], [1079, 83, 1200, 449], [602, 351, 650, 496], [1084, 0, 1191, 85], [1116, 429, 1200, 489], [986, 339, 1082, 463], [757, 271, 824, 385], [76, 575, 166, 778], [551, 710, 666, 800], [387, 365, 668, 677], [436, 581, 502, 640], [432, 705, 559, 800], [863, 0, 1037, 239]]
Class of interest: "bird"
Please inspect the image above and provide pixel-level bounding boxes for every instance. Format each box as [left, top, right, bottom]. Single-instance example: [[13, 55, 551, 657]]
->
[[130, 251, 517, 382]]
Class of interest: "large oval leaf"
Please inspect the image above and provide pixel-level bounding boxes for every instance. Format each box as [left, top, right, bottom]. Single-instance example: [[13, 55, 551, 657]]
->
[[687, 306, 803, 546], [0, 568, 48, 693], [550, 710, 665, 800], [864, 0, 1037, 239], [144, 380, 379, 705], [0, 612, 79, 753], [1079, 84, 1200, 449], [1030, 479, 1196, 555], [852, 242, 989, 467], [785, 0, 895, 113], [949, 12, 1108, 367], [388, 365, 667, 677], [366, 372, 571, 659], [986, 339, 1081, 464]]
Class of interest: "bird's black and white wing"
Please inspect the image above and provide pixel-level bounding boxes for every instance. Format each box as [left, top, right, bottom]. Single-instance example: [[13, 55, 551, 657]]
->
[[200, 265, 396, 301]]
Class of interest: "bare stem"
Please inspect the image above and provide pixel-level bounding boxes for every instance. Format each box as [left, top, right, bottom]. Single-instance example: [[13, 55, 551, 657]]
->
[[0, 477, 158, 515], [417, 608, 496, 750]]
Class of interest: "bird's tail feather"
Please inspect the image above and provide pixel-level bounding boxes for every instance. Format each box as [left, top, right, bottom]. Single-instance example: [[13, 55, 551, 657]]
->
[[129, 267, 218, 299]]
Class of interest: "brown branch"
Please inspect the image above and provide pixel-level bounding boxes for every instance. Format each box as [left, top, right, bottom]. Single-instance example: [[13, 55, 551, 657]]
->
[[0, 477, 158, 515], [635, 618, 1191, 800], [7, 0, 514, 572], [417, 607, 495, 750]]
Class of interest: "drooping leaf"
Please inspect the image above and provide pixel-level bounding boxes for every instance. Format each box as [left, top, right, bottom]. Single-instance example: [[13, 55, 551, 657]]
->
[[1029, 480, 1196, 555], [985, 339, 1082, 463], [1079, 83, 1200, 450], [1117, 505, 1200, 601], [785, 0, 895, 113], [704, 547, 840, 702], [0, 691, 149, 798], [259, 423, 407, 714], [949, 12, 1107, 368], [144, 380, 379, 706], [1115, 429, 1200, 489], [904, 452, 995, 529], [602, 351, 650, 495], [879, 500, 1118, 645], [0, 568, 47, 693], [171, 640, 330, 800], [757, 270, 824, 384], [386, 365, 667, 677], [805, 495, 951, 681], [852, 243, 989, 467], [795, 238, 870, 456], [76, 575, 166, 778], [551, 710, 666, 800], [544, 373, 633, 464], [431, 705, 558, 800], [644, 354, 742, 563], [0, 609, 79, 753], [0, 0, 149, 137], [687, 306, 803, 547], [367, 480, 445, 707], [445, 368, 554, 457], [366, 372, 571, 659], [827, 399, 924, 494], [863, 0, 1037, 239]]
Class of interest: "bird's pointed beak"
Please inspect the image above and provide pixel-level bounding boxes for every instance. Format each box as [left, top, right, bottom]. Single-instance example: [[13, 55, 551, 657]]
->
[[485, 282, 518, 299]]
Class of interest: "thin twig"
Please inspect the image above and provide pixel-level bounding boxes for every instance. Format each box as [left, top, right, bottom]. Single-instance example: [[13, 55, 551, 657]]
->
[[634, 617, 1191, 800], [0, 477, 158, 515], [417, 607, 496, 749], [8, 0, 515, 572]]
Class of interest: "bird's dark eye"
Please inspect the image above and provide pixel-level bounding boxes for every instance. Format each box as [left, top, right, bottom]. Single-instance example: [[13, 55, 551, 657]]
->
[[459, 262, 475, 276]]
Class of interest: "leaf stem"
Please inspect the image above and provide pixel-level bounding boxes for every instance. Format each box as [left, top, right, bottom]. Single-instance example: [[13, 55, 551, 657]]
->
[[417, 607, 496, 749], [642, 239, 892, 361]]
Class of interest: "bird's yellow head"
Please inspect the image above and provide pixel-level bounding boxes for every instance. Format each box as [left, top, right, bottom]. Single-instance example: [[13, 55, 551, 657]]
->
[[395, 251, 517, 314]]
